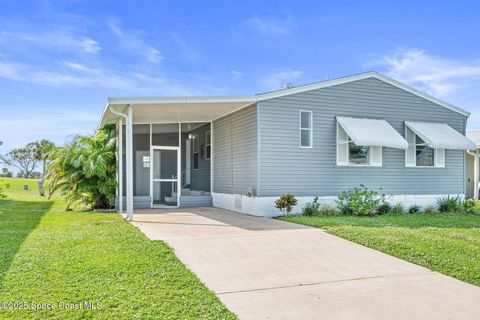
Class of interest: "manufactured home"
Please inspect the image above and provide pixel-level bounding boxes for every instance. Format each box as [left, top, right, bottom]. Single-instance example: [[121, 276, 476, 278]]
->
[[98, 72, 476, 219]]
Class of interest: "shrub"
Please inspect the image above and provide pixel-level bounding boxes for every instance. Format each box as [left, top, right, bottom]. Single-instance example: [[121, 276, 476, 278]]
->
[[462, 199, 476, 214], [303, 196, 321, 216], [376, 202, 392, 215], [336, 184, 385, 216], [274, 193, 297, 215], [423, 205, 438, 214], [437, 195, 463, 213], [46, 124, 117, 210], [408, 205, 421, 214], [390, 203, 405, 215], [0, 182, 9, 199], [319, 204, 338, 216]]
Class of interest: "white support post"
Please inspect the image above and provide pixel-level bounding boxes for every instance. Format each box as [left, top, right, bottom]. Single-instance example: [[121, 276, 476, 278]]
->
[[118, 118, 123, 212], [126, 105, 134, 220], [474, 150, 479, 200], [177, 123, 182, 207]]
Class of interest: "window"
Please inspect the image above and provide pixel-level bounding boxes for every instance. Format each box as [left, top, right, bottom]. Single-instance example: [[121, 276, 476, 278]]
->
[[415, 135, 434, 166], [337, 124, 382, 166], [193, 134, 199, 169], [205, 131, 211, 160], [405, 127, 445, 168], [300, 111, 312, 147], [349, 142, 369, 165]]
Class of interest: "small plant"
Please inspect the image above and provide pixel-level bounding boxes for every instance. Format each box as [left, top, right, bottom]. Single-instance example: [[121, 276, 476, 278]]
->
[[423, 205, 438, 214], [462, 199, 476, 214], [274, 193, 297, 215], [376, 202, 392, 215], [336, 184, 385, 216], [390, 203, 405, 215], [0, 182, 9, 199], [319, 204, 337, 216], [408, 205, 421, 214], [437, 196, 462, 213], [303, 196, 321, 216]]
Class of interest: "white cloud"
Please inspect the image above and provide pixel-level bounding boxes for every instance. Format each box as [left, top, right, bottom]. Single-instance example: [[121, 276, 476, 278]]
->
[[365, 48, 480, 96], [231, 70, 243, 81], [241, 13, 293, 36], [259, 69, 303, 90], [0, 30, 101, 54], [107, 19, 164, 63]]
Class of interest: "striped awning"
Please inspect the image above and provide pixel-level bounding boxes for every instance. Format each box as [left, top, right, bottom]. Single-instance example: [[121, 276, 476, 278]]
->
[[405, 121, 476, 150], [337, 116, 408, 149]]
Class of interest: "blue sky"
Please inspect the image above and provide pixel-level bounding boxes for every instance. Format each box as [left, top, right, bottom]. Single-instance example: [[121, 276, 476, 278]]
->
[[1, 0, 480, 154]]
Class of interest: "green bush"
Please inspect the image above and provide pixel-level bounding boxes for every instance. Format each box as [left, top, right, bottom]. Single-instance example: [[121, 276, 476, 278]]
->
[[302, 196, 321, 216], [336, 184, 385, 216], [318, 204, 338, 216], [0, 182, 9, 199], [408, 205, 421, 214], [46, 125, 117, 210], [437, 196, 463, 213], [462, 199, 476, 214], [274, 193, 297, 215], [390, 203, 405, 215], [376, 202, 392, 215], [423, 205, 438, 214]]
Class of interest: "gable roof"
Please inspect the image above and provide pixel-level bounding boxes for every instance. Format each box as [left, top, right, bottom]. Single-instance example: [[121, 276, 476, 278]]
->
[[99, 71, 470, 128], [255, 71, 470, 117]]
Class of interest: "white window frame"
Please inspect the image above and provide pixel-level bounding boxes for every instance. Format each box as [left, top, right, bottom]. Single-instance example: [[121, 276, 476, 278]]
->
[[299, 110, 313, 148], [336, 122, 382, 167], [405, 127, 445, 168], [205, 130, 211, 160]]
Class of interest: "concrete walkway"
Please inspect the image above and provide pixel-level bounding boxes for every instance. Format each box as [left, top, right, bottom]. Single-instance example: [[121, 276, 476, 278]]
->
[[130, 208, 480, 320]]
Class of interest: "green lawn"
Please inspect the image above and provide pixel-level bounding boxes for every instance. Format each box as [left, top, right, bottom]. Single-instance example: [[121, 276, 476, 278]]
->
[[0, 177, 235, 319], [281, 213, 480, 286]]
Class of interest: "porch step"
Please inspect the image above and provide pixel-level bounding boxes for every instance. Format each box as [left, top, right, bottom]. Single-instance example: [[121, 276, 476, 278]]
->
[[180, 195, 212, 207]]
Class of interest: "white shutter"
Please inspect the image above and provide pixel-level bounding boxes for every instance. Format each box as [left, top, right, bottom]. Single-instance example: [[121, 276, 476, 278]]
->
[[337, 124, 348, 166], [435, 149, 445, 168], [370, 147, 382, 166], [405, 127, 416, 167]]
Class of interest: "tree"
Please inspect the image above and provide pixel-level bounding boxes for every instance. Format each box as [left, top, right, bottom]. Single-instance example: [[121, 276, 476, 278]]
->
[[0, 142, 39, 178], [33, 139, 55, 177], [46, 125, 117, 210], [0, 168, 13, 177]]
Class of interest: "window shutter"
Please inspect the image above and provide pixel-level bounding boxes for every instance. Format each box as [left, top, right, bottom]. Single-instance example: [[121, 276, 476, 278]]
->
[[370, 147, 382, 166], [435, 149, 445, 168], [337, 124, 348, 165], [405, 127, 416, 167]]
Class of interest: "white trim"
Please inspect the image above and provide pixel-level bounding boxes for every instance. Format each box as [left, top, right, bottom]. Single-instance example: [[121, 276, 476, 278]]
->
[[256, 72, 470, 117], [150, 146, 180, 208], [299, 110, 313, 148], [210, 121, 213, 194], [118, 119, 123, 212]]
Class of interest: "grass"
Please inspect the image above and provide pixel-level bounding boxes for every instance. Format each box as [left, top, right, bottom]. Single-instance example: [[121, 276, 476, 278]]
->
[[0, 178, 235, 319], [281, 213, 480, 287]]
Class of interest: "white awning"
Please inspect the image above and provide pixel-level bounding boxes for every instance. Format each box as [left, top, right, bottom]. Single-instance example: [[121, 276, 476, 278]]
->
[[405, 121, 476, 150], [337, 116, 408, 149]]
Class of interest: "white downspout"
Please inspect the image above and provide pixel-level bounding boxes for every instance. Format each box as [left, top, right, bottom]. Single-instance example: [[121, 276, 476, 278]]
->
[[109, 104, 133, 220], [117, 119, 123, 212], [468, 149, 480, 200]]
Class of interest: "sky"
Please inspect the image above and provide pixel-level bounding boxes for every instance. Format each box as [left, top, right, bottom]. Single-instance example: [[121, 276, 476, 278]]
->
[[0, 0, 480, 155]]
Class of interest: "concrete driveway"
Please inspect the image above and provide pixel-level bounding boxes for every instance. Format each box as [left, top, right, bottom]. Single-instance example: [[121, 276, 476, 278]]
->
[[130, 208, 480, 320]]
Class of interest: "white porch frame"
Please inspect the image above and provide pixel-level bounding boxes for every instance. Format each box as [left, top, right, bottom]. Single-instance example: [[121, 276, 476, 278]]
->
[[150, 145, 181, 208]]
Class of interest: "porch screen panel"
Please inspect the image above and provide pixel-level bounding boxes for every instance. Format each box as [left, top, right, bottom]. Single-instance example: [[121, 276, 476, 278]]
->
[[152, 123, 179, 146], [133, 124, 150, 196]]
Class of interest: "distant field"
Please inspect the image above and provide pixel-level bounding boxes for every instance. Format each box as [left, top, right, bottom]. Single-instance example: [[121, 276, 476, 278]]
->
[[0, 177, 41, 199]]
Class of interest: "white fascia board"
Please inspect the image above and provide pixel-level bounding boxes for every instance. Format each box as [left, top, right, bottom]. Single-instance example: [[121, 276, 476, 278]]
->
[[107, 96, 256, 105], [255, 71, 470, 117]]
